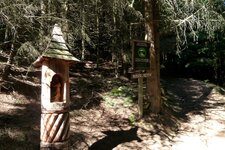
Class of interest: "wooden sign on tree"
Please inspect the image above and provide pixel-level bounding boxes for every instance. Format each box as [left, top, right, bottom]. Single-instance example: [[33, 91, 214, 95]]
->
[[132, 40, 150, 71], [131, 40, 151, 118]]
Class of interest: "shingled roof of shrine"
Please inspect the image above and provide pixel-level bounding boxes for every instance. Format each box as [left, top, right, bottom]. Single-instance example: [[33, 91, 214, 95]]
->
[[33, 24, 80, 67]]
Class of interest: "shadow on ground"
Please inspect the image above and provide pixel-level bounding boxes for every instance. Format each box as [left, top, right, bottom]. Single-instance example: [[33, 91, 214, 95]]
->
[[130, 78, 217, 145], [2, 62, 223, 150], [69, 66, 128, 110], [0, 68, 41, 149], [88, 127, 142, 150], [161, 78, 214, 120], [0, 96, 40, 150]]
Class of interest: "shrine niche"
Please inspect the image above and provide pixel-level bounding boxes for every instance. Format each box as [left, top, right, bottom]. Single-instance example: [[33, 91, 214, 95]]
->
[[50, 74, 63, 102], [33, 24, 79, 150]]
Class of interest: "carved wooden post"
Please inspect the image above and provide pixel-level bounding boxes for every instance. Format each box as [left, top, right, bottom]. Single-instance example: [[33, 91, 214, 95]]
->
[[33, 24, 79, 150]]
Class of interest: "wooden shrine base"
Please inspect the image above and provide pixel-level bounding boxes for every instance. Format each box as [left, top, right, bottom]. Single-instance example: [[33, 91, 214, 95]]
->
[[40, 141, 69, 150]]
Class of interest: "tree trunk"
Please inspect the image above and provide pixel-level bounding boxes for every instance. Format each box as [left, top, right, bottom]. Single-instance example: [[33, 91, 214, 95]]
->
[[56, 0, 69, 42], [81, 0, 86, 60], [2, 30, 17, 80], [96, 0, 100, 68], [144, 0, 161, 113], [112, 1, 119, 78]]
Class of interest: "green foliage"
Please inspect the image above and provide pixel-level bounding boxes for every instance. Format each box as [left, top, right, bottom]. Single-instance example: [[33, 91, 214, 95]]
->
[[103, 96, 117, 107], [0, 0, 145, 66], [0, 0, 224, 85], [161, 0, 225, 50], [14, 42, 40, 65], [110, 86, 135, 107], [123, 97, 134, 107], [102, 85, 135, 108], [128, 114, 136, 125], [111, 86, 134, 97], [185, 57, 214, 68]]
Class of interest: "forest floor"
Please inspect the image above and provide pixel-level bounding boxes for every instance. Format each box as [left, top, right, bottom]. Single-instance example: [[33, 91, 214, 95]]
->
[[0, 61, 225, 150]]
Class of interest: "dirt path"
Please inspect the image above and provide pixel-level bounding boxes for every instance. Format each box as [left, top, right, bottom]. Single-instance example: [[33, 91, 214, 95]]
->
[[70, 78, 225, 150], [0, 76, 225, 150], [162, 78, 225, 150]]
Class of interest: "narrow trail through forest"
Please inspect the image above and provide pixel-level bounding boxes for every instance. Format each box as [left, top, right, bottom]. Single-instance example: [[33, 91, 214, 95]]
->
[[69, 77, 225, 150], [162, 78, 225, 150]]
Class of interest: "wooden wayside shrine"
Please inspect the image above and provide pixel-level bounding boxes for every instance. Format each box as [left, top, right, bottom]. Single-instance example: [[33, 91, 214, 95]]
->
[[33, 24, 80, 150]]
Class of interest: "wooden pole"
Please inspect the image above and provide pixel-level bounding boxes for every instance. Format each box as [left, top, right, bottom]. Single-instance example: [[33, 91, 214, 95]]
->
[[138, 77, 144, 118]]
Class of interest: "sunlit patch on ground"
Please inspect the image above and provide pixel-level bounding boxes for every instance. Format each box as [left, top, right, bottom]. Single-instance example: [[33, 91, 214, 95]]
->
[[170, 81, 225, 150]]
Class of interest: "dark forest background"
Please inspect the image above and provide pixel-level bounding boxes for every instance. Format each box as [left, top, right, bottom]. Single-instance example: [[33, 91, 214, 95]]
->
[[0, 0, 225, 85]]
